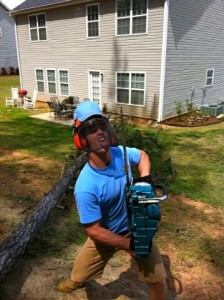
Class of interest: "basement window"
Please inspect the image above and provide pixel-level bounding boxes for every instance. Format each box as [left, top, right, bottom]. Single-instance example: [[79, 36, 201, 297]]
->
[[205, 68, 214, 87], [116, 72, 145, 106], [35, 69, 45, 92]]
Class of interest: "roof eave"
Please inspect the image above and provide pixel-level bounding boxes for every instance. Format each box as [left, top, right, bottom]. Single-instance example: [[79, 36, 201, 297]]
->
[[9, 0, 94, 16]]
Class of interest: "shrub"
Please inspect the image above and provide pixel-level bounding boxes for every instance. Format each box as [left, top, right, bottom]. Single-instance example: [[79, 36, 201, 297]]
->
[[8, 66, 15, 75], [1, 67, 7, 75]]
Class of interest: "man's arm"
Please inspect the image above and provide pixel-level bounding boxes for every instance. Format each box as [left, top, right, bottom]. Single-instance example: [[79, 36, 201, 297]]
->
[[137, 149, 151, 177], [84, 221, 130, 250]]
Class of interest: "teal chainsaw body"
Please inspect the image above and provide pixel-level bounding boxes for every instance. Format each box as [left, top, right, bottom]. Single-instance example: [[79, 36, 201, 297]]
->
[[126, 177, 168, 257]]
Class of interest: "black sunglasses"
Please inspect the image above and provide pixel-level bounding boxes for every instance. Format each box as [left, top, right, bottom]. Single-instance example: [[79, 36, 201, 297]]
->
[[78, 118, 109, 136]]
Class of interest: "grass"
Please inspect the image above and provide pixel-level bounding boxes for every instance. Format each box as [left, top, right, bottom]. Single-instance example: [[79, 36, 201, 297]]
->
[[0, 76, 223, 279]]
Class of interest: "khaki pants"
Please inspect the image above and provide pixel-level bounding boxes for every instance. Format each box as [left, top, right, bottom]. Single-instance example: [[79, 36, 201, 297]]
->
[[71, 237, 166, 284]]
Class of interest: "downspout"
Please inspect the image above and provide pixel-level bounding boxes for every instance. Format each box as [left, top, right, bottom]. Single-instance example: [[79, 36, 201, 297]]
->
[[13, 16, 23, 89], [157, 0, 169, 122]]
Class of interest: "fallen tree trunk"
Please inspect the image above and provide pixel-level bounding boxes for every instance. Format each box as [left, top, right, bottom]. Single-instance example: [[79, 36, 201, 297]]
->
[[0, 154, 87, 281]]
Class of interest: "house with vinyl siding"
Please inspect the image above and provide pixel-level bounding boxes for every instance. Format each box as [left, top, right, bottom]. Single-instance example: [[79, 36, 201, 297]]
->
[[9, 0, 224, 121], [0, 1, 18, 71]]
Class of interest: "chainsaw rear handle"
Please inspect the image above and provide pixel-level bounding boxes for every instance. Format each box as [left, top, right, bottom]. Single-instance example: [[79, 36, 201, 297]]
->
[[154, 184, 169, 201]]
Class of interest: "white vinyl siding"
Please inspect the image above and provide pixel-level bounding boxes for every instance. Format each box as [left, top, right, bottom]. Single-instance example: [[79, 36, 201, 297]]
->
[[163, 0, 224, 120], [59, 69, 69, 96], [116, 0, 147, 35], [29, 13, 47, 41], [205, 68, 214, 87], [116, 72, 145, 106], [47, 69, 56, 94], [35, 69, 45, 92], [15, 1, 164, 118], [86, 4, 99, 38]]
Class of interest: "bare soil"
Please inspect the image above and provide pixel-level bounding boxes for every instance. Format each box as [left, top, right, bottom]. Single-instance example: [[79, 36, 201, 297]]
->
[[0, 146, 223, 299], [161, 112, 224, 127]]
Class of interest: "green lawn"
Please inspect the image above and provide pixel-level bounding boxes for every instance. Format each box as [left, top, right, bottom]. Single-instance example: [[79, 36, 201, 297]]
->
[[1, 75, 223, 207]]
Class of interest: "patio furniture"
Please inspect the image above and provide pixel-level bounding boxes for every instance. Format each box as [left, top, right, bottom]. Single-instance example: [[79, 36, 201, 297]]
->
[[47, 101, 72, 119], [5, 87, 21, 107], [23, 89, 37, 109]]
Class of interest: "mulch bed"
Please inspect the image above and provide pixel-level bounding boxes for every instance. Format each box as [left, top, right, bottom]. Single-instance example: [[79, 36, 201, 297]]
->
[[162, 113, 224, 127]]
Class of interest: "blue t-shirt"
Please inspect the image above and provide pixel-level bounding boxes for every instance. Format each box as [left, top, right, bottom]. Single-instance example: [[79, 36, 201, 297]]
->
[[74, 146, 141, 234]]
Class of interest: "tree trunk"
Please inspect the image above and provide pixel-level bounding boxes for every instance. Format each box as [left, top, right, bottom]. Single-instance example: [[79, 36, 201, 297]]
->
[[0, 154, 87, 281]]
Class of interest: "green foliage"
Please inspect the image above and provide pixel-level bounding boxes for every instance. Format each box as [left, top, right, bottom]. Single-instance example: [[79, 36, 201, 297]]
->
[[174, 100, 183, 120], [112, 118, 173, 183]]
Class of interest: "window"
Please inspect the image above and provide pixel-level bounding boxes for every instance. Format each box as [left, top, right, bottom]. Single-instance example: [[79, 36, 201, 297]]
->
[[205, 68, 214, 87], [29, 13, 47, 41], [0, 28, 2, 38], [86, 4, 99, 37], [116, 72, 145, 105], [35, 69, 45, 92], [116, 0, 147, 35], [59, 70, 69, 96], [47, 69, 56, 94]]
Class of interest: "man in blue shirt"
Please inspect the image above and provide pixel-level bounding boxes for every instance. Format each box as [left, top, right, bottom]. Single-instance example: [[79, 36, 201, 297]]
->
[[57, 101, 167, 299]]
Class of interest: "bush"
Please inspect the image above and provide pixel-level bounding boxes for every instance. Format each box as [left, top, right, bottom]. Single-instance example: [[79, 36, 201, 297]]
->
[[8, 66, 15, 75], [1, 67, 7, 75]]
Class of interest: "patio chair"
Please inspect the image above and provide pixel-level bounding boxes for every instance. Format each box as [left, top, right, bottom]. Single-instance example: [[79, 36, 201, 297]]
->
[[23, 89, 37, 109], [5, 87, 20, 107]]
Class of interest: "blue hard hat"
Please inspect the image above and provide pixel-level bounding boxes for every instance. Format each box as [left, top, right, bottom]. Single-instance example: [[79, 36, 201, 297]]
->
[[73, 101, 103, 122]]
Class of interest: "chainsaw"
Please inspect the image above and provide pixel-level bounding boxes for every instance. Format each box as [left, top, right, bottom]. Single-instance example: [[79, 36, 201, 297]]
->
[[120, 106, 168, 257]]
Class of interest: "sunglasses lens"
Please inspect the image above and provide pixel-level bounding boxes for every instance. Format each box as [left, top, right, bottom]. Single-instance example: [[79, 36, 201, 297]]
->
[[79, 119, 108, 136]]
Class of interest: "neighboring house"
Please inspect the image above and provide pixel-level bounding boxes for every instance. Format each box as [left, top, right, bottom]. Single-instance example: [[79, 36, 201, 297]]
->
[[9, 0, 224, 121], [0, 1, 18, 71]]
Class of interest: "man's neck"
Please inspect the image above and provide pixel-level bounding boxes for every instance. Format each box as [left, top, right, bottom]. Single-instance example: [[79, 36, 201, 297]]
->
[[88, 149, 111, 169]]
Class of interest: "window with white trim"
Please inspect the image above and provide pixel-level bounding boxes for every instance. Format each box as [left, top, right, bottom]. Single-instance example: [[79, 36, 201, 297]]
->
[[205, 68, 214, 87], [59, 70, 69, 96], [0, 28, 2, 38], [29, 13, 47, 41], [116, 72, 145, 105], [35, 69, 45, 92], [86, 4, 99, 37], [47, 69, 56, 94], [116, 0, 147, 35]]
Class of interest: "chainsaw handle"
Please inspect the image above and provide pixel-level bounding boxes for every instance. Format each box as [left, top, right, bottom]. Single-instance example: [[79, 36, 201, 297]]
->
[[154, 184, 169, 201]]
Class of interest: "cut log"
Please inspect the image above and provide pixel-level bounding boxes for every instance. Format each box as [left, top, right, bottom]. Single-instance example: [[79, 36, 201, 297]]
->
[[0, 154, 87, 281]]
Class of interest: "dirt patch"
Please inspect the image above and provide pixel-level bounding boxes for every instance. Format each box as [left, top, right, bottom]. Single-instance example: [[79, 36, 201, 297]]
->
[[162, 112, 224, 127], [0, 150, 223, 300]]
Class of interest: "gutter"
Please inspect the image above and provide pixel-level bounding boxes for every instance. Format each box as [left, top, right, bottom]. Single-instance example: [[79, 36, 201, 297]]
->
[[157, 0, 169, 122], [14, 17, 23, 89]]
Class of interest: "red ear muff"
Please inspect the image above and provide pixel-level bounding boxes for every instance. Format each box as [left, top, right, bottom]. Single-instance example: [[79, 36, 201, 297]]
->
[[73, 133, 88, 150], [73, 133, 82, 150], [73, 120, 87, 150]]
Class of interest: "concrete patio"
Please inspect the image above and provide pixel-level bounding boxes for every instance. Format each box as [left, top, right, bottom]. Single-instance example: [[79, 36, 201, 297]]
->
[[31, 112, 74, 126]]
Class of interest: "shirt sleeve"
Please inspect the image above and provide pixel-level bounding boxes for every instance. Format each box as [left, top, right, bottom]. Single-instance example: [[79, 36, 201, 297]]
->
[[126, 146, 141, 166], [75, 191, 102, 225]]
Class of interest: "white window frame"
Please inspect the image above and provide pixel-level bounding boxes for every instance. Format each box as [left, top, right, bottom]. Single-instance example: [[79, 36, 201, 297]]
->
[[35, 68, 45, 93], [0, 28, 2, 38], [29, 13, 47, 42], [116, 0, 148, 36], [116, 71, 146, 106], [59, 69, 69, 96], [86, 3, 100, 38], [205, 68, 214, 87], [46, 69, 57, 94]]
